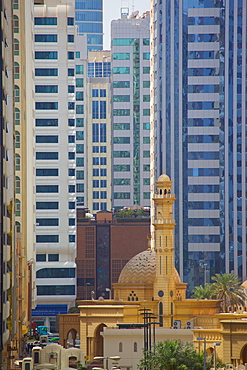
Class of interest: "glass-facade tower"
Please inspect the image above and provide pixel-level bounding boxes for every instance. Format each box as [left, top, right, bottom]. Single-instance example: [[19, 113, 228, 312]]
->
[[75, 0, 103, 52], [151, 0, 247, 293]]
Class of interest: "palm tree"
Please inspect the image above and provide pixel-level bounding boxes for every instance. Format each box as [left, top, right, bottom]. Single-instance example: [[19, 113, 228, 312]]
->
[[210, 273, 246, 313], [192, 283, 213, 299]]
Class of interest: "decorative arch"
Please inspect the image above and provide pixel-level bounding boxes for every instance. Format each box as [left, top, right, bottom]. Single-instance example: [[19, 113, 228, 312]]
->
[[66, 328, 79, 349], [94, 323, 106, 358], [241, 343, 247, 364]]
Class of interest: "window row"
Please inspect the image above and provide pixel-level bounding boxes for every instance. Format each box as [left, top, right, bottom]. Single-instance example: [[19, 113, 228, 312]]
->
[[37, 285, 75, 296], [36, 202, 75, 209]]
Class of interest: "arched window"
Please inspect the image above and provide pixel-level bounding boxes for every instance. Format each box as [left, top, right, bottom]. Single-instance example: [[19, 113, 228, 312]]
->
[[15, 176, 20, 193], [15, 221, 21, 232], [15, 108, 20, 125], [13, 15, 19, 33], [15, 153, 20, 170], [134, 342, 137, 352], [119, 342, 123, 352], [15, 130, 20, 148], [14, 62, 19, 79], [15, 199, 20, 216], [14, 39, 19, 55], [14, 85, 20, 102], [13, 0, 19, 9]]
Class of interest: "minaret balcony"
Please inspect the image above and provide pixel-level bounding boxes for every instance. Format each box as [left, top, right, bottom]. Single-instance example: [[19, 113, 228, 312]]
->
[[153, 218, 176, 225], [153, 193, 175, 199]]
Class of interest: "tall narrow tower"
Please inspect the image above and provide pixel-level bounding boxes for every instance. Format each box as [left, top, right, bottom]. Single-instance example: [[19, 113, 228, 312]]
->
[[153, 174, 176, 326]]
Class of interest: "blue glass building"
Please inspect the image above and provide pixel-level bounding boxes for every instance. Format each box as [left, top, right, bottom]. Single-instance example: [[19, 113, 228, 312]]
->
[[75, 0, 103, 51], [151, 0, 247, 293]]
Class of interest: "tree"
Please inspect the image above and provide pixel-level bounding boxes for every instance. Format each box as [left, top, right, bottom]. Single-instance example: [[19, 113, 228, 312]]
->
[[138, 339, 205, 370], [191, 273, 246, 313], [192, 283, 213, 299], [210, 273, 246, 313]]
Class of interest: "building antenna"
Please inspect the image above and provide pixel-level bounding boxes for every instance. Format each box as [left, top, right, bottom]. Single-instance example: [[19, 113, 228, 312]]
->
[[132, 0, 135, 12]]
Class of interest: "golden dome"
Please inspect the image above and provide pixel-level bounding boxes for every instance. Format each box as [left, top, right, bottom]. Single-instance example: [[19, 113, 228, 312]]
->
[[157, 174, 171, 182], [118, 250, 181, 284]]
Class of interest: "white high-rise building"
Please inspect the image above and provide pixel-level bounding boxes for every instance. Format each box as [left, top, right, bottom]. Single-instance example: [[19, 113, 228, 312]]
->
[[33, 0, 77, 329], [111, 9, 151, 209]]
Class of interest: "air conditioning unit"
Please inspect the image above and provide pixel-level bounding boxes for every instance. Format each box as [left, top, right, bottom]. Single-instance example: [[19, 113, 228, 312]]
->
[[173, 320, 181, 329], [186, 321, 194, 329]]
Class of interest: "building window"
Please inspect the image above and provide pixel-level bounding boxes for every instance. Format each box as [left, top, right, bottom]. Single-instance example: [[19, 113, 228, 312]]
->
[[35, 102, 58, 110], [93, 203, 99, 211], [92, 101, 99, 119], [114, 165, 130, 172], [36, 185, 58, 193], [35, 17, 57, 25], [100, 169, 107, 176], [48, 254, 59, 261], [68, 35, 74, 42], [93, 180, 99, 188], [76, 118, 84, 127], [101, 203, 107, 210], [76, 78, 84, 87], [67, 17, 74, 25], [68, 169, 75, 176], [76, 157, 84, 166], [36, 152, 58, 160], [15, 108, 20, 125], [100, 101, 106, 119], [37, 285, 75, 295], [16, 199, 21, 216], [68, 85, 74, 93], [76, 105, 84, 114], [113, 67, 130, 74], [36, 218, 59, 226], [37, 254, 46, 262], [119, 342, 123, 352], [15, 154, 20, 171], [101, 191, 107, 199], [76, 65, 84, 74], [13, 0, 19, 9], [76, 51, 80, 58], [100, 180, 107, 187], [76, 144, 84, 153], [15, 176, 20, 193], [13, 15, 19, 33], [76, 91, 84, 101], [143, 81, 150, 88], [68, 68, 74, 76], [69, 218, 76, 226], [76, 184, 84, 193], [93, 191, 99, 199], [35, 51, 58, 59], [143, 123, 150, 130], [15, 131, 20, 148], [36, 202, 58, 210], [14, 62, 20, 79], [36, 169, 58, 176], [68, 52, 74, 59], [68, 102, 75, 110], [35, 34, 57, 42], [143, 52, 150, 60], [134, 342, 137, 352], [68, 135, 75, 143], [35, 68, 58, 76], [68, 119, 75, 126], [76, 171, 84, 180], [69, 235, 75, 242], [14, 85, 20, 102], [14, 38, 19, 55], [93, 169, 99, 176], [68, 185, 75, 193], [36, 235, 59, 243], [68, 152, 75, 160], [69, 202, 75, 209], [36, 135, 58, 143], [143, 66, 150, 74]]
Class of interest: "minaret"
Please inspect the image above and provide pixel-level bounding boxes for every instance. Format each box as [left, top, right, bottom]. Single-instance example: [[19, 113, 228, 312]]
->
[[152, 174, 176, 327]]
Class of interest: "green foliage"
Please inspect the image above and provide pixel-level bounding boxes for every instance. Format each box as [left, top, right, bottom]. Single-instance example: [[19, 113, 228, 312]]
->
[[191, 273, 246, 313], [138, 339, 205, 370], [116, 208, 147, 218], [76, 361, 87, 370], [211, 273, 246, 313], [191, 283, 213, 299]]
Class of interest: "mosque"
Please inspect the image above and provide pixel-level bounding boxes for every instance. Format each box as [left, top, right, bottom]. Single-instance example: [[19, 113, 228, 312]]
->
[[59, 174, 247, 369]]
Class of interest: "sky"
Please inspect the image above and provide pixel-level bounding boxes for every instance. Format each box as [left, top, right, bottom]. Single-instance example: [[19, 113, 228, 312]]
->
[[103, 0, 151, 49]]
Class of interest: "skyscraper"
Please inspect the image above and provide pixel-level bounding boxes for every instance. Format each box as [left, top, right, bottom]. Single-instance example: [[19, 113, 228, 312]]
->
[[75, 0, 103, 52], [111, 9, 151, 209], [150, 0, 246, 291], [33, 0, 77, 329]]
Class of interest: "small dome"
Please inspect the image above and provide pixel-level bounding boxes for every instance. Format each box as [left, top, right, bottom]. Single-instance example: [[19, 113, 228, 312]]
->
[[118, 249, 181, 284], [157, 174, 171, 182]]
